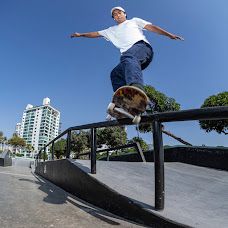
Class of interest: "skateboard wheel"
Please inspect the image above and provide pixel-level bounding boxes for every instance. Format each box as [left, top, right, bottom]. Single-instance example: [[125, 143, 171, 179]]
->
[[133, 116, 141, 124], [107, 103, 115, 112]]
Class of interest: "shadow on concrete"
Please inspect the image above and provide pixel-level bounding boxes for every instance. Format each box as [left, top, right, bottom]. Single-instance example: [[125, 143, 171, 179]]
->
[[72, 161, 91, 173], [18, 172, 143, 227]]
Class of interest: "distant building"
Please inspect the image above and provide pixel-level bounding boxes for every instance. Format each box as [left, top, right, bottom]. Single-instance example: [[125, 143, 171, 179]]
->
[[17, 98, 60, 153], [15, 123, 21, 136]]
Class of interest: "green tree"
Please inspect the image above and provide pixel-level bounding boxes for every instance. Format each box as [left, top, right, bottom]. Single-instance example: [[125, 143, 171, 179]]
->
[[199, 91, 228, 135], [26, 144, 34, 153], [97, 126, 127, 148], [53, 139, 66, 159], [69, 128, 127, 159], [0, 131, 7, 151], [128, 137, 149, 151], [144, 85, 180, 113], [8, 134, 26, 153], [139, 85, 192, 146], [40, 151, 48, 160], [71, 131, 89, 158]]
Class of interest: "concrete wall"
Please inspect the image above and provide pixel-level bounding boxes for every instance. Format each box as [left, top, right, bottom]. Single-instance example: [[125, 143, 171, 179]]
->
[[12, 158, 34, 167], [0, 158, 12, 167], [100, 146, 228, 171], [0, 151, 12, 167]]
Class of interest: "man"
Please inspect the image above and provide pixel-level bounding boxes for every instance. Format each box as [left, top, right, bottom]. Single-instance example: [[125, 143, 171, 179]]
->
[[70, 6, 184, 92]]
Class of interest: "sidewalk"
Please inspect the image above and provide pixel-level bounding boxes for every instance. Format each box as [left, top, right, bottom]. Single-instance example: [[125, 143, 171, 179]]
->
[[0, 166, 142, 228]]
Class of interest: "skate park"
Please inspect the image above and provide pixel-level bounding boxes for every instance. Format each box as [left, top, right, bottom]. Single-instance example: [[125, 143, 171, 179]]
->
[[1, 1, 228, 227], [33, 106, 228, 227], [1, 106, 228, 227]]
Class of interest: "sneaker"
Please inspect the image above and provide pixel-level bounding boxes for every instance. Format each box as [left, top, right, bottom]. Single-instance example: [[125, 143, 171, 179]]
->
[[146, 100, 157, 113]]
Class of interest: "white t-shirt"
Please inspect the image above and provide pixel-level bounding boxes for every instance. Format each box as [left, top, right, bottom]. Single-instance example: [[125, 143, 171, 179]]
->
[[98, 17, 152, 53]]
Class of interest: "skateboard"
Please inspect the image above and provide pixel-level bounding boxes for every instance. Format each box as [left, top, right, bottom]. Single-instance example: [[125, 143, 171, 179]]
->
[[106, 86, 149, 124]]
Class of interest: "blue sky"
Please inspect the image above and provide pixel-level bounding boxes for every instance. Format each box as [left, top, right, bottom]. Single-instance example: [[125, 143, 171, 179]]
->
[[1, 0, 227, 146]]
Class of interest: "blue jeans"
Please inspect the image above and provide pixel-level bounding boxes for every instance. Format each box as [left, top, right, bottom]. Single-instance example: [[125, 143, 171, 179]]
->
[[110, 40, 153, 92]]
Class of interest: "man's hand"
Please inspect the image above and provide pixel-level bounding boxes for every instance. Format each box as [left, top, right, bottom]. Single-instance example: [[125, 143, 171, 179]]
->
[[70, 32, 81, 38], [169, 34, 184, 41]]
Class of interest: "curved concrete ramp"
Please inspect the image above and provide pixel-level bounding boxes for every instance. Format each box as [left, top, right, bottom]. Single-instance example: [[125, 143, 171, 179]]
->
[[35, 159, 228, 228]]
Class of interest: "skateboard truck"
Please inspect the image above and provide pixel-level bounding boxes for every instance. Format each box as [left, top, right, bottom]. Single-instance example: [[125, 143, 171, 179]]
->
[[107, 102, 141, 124]]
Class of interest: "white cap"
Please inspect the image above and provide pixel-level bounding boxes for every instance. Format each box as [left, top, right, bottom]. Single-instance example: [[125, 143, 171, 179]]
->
[[111, 6, 125, 17]]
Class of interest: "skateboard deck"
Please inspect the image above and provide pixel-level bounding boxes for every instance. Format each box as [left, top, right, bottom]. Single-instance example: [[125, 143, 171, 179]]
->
[[107, 86, 149, 124]]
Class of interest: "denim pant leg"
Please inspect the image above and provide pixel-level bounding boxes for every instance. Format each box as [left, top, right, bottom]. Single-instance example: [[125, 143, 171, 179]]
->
[[110, 42, 153, 92], [110, 63, 126, 92], [120, 54, 143, 86], [110, 54, 142, 92], [121, 42, 153, 86]]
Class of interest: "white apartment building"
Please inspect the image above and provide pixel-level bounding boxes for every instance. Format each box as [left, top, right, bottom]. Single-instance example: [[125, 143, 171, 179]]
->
[[15, 123, 21, 136], [18, 98, 60, 153]]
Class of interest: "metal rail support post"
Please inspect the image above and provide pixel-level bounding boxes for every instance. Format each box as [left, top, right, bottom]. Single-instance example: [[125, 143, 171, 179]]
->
[[66, 130, 72, 158], [106, 151, 110, 161], [135, 142, 146, 162], [51, 142, 54, 160], [152, 120, 165, 210], [90, 128, 97, 174], [44, 147, 46, 161]]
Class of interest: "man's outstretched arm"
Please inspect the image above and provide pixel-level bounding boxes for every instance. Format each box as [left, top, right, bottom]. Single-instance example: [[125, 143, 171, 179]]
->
[[70, 31, 101, 38], [144, 24, 184, 40]]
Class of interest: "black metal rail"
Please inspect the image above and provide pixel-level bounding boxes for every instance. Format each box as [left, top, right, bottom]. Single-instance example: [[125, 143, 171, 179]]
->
[[36, 106, 228, 210], [78, 143, 146, 162]]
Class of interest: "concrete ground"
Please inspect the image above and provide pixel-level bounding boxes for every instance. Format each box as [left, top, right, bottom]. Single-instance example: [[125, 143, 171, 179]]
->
[[0, 166, 143, 228], [75, 160, 228, 228]]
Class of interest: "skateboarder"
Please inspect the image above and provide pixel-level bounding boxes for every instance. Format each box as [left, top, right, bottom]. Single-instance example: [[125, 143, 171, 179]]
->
[[70, 6, 184, 92]]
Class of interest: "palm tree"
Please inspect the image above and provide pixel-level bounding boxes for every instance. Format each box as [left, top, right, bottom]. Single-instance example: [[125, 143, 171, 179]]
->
[[0, 131, 7, 151], [26, 143, 35, 157], [8, 134, 26, 154]]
